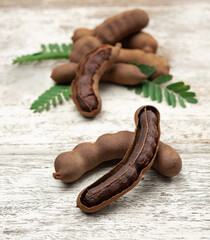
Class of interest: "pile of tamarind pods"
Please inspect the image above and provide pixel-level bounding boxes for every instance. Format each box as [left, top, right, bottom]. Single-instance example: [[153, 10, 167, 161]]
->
[[52, 10, 181, 213], [51, 9, 170, 118], [53, 105, 182, 213]]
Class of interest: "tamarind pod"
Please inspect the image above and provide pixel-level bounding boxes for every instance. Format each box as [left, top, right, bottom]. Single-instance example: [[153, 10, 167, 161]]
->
[[77, 105, 160, 213], [72, 28, 94, 42], [70, 36, 102, 62], [117, 48, 169, 79], [51, 62, 77, 84], [53, 131, 182, 183], [101, 63, 147, 85], [51, 62, 147, 85], [94, 9, 149, 44], [71, 43, 121, 118], [121, 31, 158, 54]]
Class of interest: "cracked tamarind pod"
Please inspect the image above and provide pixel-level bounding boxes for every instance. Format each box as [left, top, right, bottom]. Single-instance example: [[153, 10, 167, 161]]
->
[[53, 131, 182, 183], [121, 31, 158, 53], [51, 62, 147, 85], [70, 9, 149, 62], [71, 43, 121, 118], [76, 105, 160, 213]]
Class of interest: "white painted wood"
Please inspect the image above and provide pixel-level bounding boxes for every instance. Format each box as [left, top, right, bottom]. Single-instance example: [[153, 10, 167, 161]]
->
[[0, 1, 210, 239]]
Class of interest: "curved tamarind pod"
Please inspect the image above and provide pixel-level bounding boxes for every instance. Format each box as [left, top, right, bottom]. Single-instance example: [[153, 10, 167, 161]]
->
[[94, 9, 149, 44], [71, 43, 121, 118], [77, 105, 160, 213], [121, 31, 158, 53], [117, 48, 169, 78], [70, 36, 102, 63], [70, 9, 149, 62], [53, 131, 182, 183], [51, 62, 147, 85]]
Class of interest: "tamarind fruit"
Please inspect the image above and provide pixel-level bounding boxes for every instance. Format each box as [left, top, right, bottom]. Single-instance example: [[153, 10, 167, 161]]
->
[[53, 131, 182, 183], [51, 62, 147, 85], [121, 31, 158, 53], [71, 43, 121, 118], [70, 9, 149, 62], [77, 105, 160, 213], [117, 48, 169, 78]]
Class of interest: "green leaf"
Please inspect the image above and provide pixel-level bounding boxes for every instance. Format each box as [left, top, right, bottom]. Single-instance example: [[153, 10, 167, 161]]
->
[[169, 92, 176, 107], [155, 86, 162, 103], [127, 86, 135, 91], [138, 64, 156, 77], [167, 81, 184, 90], [153, 74, 172, 84], [179, 92, 196, 98], [185, 97, 198, 104], [52, 97, 56, 107], [30, 85, 71, 113], [164, 89, 171, 105], [143, 81, 149, 97], [57, 94, 63, 103], [63, 91, 69, 100], [13, 43, 72, 63], [178, 96, 186, 108], [173, 85, 190, 93], [135, 86, 142, 95], [149, 83, 156, 101], [45, 102, 50, 110]]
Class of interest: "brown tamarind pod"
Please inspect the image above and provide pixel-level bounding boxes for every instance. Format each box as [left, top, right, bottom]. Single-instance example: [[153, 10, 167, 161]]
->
[[77, 105, 160, 213], [117, 48, 169, 78], [121, 31, 158, 53], [94, 9, 149, 44], [53, 131, 182, 183], [70, 36, 102, 62], [51, 62, 77, 84], [71, 43, 121, 118], [51, 62, 147, 85], [70, 9, 150, 62]]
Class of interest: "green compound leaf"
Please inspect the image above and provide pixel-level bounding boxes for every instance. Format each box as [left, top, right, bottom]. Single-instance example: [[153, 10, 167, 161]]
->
[[153, 74, 172, 84], [30, 85, 71, 113], [155, 86, 162, 103], [13, 43, 72, 63]]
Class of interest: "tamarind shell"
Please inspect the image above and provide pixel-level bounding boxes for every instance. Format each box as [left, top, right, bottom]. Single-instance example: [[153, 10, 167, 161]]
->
[[77, 105, 160, 213]]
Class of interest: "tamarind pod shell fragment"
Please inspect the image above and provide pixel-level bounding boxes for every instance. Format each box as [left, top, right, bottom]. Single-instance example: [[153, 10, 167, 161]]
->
[[51, 62, 147, 85], [121, 31, 158, 54], [94, 9, 149, 44], [71, 43, 121, 118], [77, 105, 160, 213], [53, 131, 182, 183]]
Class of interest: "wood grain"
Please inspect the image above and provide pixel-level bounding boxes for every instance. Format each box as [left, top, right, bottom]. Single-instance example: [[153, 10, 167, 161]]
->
[[0, 0, 210, 239]]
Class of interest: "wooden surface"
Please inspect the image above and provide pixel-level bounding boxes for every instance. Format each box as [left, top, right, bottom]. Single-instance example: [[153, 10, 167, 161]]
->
[[1, 1, 210, 239]]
